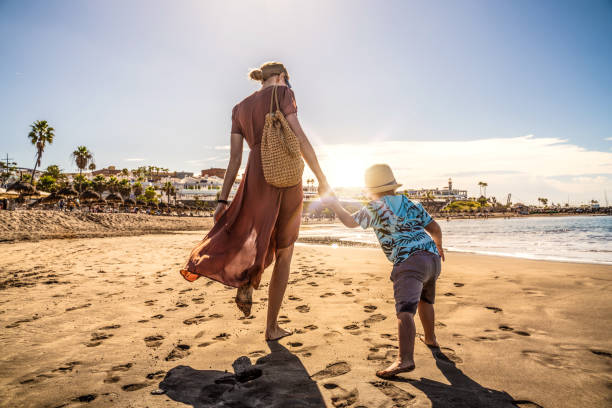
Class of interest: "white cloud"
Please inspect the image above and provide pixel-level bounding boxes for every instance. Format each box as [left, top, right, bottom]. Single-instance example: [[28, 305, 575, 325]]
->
[[305, 135, 612, 205], [605, 137, 612, 141], [123, 158, 145, 162]]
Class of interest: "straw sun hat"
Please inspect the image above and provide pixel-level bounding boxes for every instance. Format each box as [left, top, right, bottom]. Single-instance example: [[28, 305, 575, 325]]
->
[[364, 164, 403, 193]]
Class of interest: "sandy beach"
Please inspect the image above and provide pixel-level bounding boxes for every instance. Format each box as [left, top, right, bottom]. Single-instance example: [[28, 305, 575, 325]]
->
[[0, 210, 213, 242], [1, 231, 611, 407]]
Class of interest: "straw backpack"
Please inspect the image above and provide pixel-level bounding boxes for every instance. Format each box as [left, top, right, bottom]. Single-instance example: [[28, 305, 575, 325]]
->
[[261, 86, 304, 188]]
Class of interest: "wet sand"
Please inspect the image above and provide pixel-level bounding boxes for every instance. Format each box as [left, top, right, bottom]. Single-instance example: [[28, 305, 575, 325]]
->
[[0, 231, 611, 407]]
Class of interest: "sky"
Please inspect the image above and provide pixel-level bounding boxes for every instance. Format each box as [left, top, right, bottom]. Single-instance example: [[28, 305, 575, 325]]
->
[[1, 0, 611, 204]]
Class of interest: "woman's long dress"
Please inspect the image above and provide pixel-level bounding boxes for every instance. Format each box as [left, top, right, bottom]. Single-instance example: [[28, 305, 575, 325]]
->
[[180, 86, 303, 289]]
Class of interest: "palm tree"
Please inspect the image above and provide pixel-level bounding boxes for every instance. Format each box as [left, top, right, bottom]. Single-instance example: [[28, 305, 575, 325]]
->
[[88, 162, 96, 172], [106, 176, 119, 193], [538, 197, 548, 207], [121, 168, 129, 178], [92, 175, 107, 194], [478, 181, 488, 198], [71, 146, 94, 192], [162, 181, 175, 204], [28, 120, 55, 182], [118, 179, 132, 199], [132, 182, 143, 197]]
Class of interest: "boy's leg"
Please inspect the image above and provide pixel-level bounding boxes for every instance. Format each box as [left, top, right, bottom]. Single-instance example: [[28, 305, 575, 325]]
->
[[376, 311, 416, 377], [418, 300, 439, 347]]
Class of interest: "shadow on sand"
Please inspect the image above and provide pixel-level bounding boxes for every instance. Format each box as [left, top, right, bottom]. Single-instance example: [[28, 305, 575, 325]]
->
[[158, 341, 326, 408], [387, 347, 543, 408]]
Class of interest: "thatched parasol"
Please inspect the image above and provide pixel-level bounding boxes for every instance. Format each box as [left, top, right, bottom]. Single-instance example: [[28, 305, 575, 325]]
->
[[7, 181, 36, 196], [136, 199, 146, 206], [80, 189, 100, 202], [41, 192, 61, 204], [105, 192, 124, 203], [124, 198, 136, 206], [57, 186, 78, 198]]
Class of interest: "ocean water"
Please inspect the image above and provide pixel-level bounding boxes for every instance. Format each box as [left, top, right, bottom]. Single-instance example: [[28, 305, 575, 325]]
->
[[299, 215, 612, 265]]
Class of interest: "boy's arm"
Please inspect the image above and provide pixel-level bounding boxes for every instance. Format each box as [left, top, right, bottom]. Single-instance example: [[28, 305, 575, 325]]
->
[[322, 197, 359, 228], [425, 220, 445, 261]]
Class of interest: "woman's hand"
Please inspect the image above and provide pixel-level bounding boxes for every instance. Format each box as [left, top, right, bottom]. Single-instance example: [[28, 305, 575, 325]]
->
[[317, 179, 331, 196], [214, 203, 228, 222]]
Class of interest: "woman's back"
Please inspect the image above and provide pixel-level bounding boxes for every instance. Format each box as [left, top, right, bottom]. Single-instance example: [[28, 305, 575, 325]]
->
[[232, 85, 297, 148]]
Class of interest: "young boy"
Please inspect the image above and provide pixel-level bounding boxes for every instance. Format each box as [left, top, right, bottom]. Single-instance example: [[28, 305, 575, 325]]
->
[[321, 164, 444, 378]]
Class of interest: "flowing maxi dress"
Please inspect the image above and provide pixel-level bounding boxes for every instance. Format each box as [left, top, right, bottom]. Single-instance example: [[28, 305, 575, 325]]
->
[[180, 86, 303, 289]]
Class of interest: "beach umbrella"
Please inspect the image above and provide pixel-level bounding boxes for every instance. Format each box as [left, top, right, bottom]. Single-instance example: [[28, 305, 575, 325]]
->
[[41, 192, 61, 204], [124, 198, 136, 206], [80, 189, 100, 202], [7, 181, 36, 196], [105, 192, 124, 203], [57, 186, 78, 198]]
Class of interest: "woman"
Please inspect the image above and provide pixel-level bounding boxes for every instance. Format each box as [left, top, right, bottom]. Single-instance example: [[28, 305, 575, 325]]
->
[[181, 62, 329, 341]]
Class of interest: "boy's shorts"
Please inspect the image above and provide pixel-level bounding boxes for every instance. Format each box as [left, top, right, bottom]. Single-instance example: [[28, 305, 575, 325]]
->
[[390, 250, 441, 315]]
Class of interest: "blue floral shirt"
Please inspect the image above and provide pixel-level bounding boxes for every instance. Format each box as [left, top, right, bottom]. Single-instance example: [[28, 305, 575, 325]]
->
[[352, 195, 439, 265]]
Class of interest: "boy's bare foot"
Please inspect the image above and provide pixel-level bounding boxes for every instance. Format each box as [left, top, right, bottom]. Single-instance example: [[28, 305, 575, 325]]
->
[[418, 333, 440, 348], [265, 325, 292, 341], [235, 284, 253, 317], [375, 360, 415, 379]]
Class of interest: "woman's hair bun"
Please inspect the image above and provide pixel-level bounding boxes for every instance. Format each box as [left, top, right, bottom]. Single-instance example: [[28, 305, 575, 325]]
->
[[249, 68, 263, 81]]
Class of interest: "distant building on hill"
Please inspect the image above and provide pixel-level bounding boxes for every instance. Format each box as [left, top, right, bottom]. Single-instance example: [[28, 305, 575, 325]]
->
[[174, 171, 194, 179], [404, 178, 468, 201], [92, 166, 122, 177], [201, 168, 226, 178]]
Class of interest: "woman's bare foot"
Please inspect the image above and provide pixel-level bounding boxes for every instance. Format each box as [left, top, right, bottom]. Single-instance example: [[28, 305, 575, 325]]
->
[[265, 325, 292, 341], [375, 360, 415, 379], [418, 333, 440, 348], [235, 284, 253, 317]]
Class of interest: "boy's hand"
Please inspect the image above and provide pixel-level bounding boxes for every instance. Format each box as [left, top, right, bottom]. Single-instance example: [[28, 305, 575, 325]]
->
[[437, 245, 445, 262], [320, 194, 339, 207]]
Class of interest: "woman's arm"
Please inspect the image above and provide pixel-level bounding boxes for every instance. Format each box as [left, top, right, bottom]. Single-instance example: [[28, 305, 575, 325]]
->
[[424, 220, 445, 261], [286, 113, 330, 194], [214, 133, 243, 221]]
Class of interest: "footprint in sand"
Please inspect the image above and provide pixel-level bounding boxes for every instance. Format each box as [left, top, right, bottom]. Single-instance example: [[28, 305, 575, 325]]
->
[[144, 335, 164, 347], [175, 302, 189, 308], [311, 362, 351, 380], [122, 383, 149, 392], [381, 333, 398, 341], [363, 305, 378, 313], [151, 314, 164, 319], [278, 315, 291, 324], [192, 297, 205, 304], [590, 349, 612, 358], [453, 282, 465, 287], [214, 333, 230, 341], [499, 325, 514, 331], [183, 314, 223, 325], [370, 381, 415, 405], [111, 363, 133, 372], [514, 330, 531, 336], [308, 282, 319, 287], [5, 315, 41, 329], [522, 350, 568, 369], [363, 313, 387, 327], [444, 292, 455, 296], [296, 305, 310, 313], [485, 306, 503, 313], [331, 388, 359, 408], [98, 324, 120, 330], [165, 344, 191, 361], [288, 295, 302, 301], [320, 292, 335, 298], [86, 332, 113, 347], [73, 394, 97, 402], [144, 300, 157, 306], [66, 303, 92, 312], [342, 291, 355, 297], [146, 370, 166, 380], [344, 324, 360, 331], [288, 342, 303, 347], [304, 324, 318, 331], [431, 347, 463, 364]]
